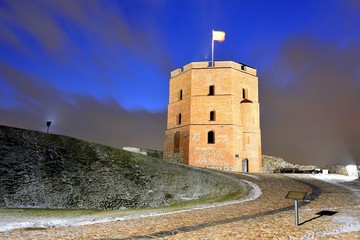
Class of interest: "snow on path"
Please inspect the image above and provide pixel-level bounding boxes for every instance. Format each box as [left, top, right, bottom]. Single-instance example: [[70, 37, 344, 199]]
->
[[299, 174, 360, 239], [311, 174, 360, 198], [0, 179, 262, 232], [298, 213, 360, 240], [238, 173, 261, 179]]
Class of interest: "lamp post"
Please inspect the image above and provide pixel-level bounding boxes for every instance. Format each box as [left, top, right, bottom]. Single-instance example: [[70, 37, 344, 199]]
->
[[46, 121, 52, 134]]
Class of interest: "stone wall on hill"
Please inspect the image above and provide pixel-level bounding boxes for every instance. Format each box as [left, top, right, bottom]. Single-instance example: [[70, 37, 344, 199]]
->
[[122, 147, 163, 159], [262, 155, 359, 177]]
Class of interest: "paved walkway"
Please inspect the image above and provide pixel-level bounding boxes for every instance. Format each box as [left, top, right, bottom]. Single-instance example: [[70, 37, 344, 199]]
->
[[1, 173, 360, 239]]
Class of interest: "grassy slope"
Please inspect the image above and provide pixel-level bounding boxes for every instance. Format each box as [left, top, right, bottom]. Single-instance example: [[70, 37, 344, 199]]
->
[[0, 125, 249, 210]]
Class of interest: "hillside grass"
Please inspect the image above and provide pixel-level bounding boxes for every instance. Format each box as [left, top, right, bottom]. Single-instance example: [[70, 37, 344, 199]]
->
[[0, 125, 250, 210]]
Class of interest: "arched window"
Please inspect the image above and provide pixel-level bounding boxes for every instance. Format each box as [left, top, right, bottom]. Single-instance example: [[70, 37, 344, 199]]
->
[[208, 131, 215, 144], [174, 132, 180, 153], [177, 113, 182, 125], [210, 111, 216, 121], [179, 89, 182, 100], [209, 85, 215, 95]]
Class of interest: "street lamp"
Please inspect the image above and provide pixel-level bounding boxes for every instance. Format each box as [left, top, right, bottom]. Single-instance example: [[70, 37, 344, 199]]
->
[[46, 121, 52, 134]]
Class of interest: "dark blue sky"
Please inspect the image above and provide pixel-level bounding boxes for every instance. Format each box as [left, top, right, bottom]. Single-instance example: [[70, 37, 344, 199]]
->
[[1, 0, 359, 165]]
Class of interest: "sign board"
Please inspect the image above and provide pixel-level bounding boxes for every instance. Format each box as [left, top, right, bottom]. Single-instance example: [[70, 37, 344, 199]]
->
[[285, 191, 308, 226], [285, 191, 307, 201]]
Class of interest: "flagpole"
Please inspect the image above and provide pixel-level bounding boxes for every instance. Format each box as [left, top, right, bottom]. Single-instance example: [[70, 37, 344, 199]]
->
[[211, 30, 214, 67]]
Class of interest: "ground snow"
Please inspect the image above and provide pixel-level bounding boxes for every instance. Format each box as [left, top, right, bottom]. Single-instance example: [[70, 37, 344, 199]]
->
[[299, 174, 360, 239], [238, 173, 261, 179], [0, 179, 262, 232], [310, 174, 360, 198], [309, 174, 358, 182], [325, 214, 360, 235], [299, 213, 360, 240], [4, 174, 359, 236]]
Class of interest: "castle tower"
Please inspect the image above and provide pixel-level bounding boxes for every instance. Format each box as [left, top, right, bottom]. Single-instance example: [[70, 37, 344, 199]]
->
[[163, 61, 262, 172]]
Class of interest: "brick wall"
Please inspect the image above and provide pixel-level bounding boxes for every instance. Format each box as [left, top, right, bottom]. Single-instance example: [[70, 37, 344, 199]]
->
[[163, 61, 262, 173]]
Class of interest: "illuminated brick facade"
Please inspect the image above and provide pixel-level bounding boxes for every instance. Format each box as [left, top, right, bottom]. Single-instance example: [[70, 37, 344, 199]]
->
[[163, 61, 262, 172]]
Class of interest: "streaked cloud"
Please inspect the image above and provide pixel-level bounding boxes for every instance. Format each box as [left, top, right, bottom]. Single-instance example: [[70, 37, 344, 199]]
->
[[0, 61, 166, 149]]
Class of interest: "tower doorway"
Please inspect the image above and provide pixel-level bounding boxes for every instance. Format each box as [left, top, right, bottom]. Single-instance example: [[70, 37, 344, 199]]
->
[[242, 158, 249, 172]]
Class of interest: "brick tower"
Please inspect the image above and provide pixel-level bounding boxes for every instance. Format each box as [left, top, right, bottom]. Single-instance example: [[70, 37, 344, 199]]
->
[[163, 61, 262, 172]]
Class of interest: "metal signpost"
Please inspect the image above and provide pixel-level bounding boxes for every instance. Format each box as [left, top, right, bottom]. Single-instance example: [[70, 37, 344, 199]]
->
[[285, 191, 307, 226]]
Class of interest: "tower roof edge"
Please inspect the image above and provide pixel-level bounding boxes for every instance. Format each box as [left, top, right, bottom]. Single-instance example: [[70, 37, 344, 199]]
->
[[170, 61, 257, 78]]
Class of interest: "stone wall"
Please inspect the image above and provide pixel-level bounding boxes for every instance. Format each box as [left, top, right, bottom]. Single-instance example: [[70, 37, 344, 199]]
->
[[262, 155, 359, 177], [260, 155, 296, 173], [123, 147, 163, 159]]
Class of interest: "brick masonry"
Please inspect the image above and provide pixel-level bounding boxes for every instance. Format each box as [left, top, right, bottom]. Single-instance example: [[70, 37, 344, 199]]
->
[[163, 61, 262, 172]]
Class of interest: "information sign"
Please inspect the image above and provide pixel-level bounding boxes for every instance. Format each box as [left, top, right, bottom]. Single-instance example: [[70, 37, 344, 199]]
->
[[285, 191, 307, 200], [285, 191, 308, 226]]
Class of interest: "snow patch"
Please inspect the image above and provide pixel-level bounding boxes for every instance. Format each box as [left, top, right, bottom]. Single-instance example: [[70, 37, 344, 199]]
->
[[0, 180, 262, 232], [322, 213, 360, 237], [308, 174, 360, 198], [346, 165, 359, 178], [299, 213, 360, 239], [297, 174, 360, 239], [238, 173, 261, 179], [309, 174, 358, 182]]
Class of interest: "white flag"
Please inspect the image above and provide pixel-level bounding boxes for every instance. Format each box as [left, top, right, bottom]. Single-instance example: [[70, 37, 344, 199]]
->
[[212, 30, 225, 42]]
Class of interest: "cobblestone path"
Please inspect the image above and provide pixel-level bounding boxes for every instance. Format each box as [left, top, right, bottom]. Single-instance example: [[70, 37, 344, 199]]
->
[[1, 173, 360, 239]]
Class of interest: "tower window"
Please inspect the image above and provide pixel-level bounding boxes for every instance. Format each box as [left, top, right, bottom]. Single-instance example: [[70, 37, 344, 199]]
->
[[177, 113, 182, 125], [210, 111, 216, 121], [209, 85, 215, 95], [179, 89, 183, 100], [208, 131, 215, 144], [242, 88, 248, 99], [241, 88, 253, 103]]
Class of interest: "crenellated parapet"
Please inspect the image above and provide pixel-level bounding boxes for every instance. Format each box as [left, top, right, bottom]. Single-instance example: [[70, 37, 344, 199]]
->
[[171, 61, 257, 78]]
